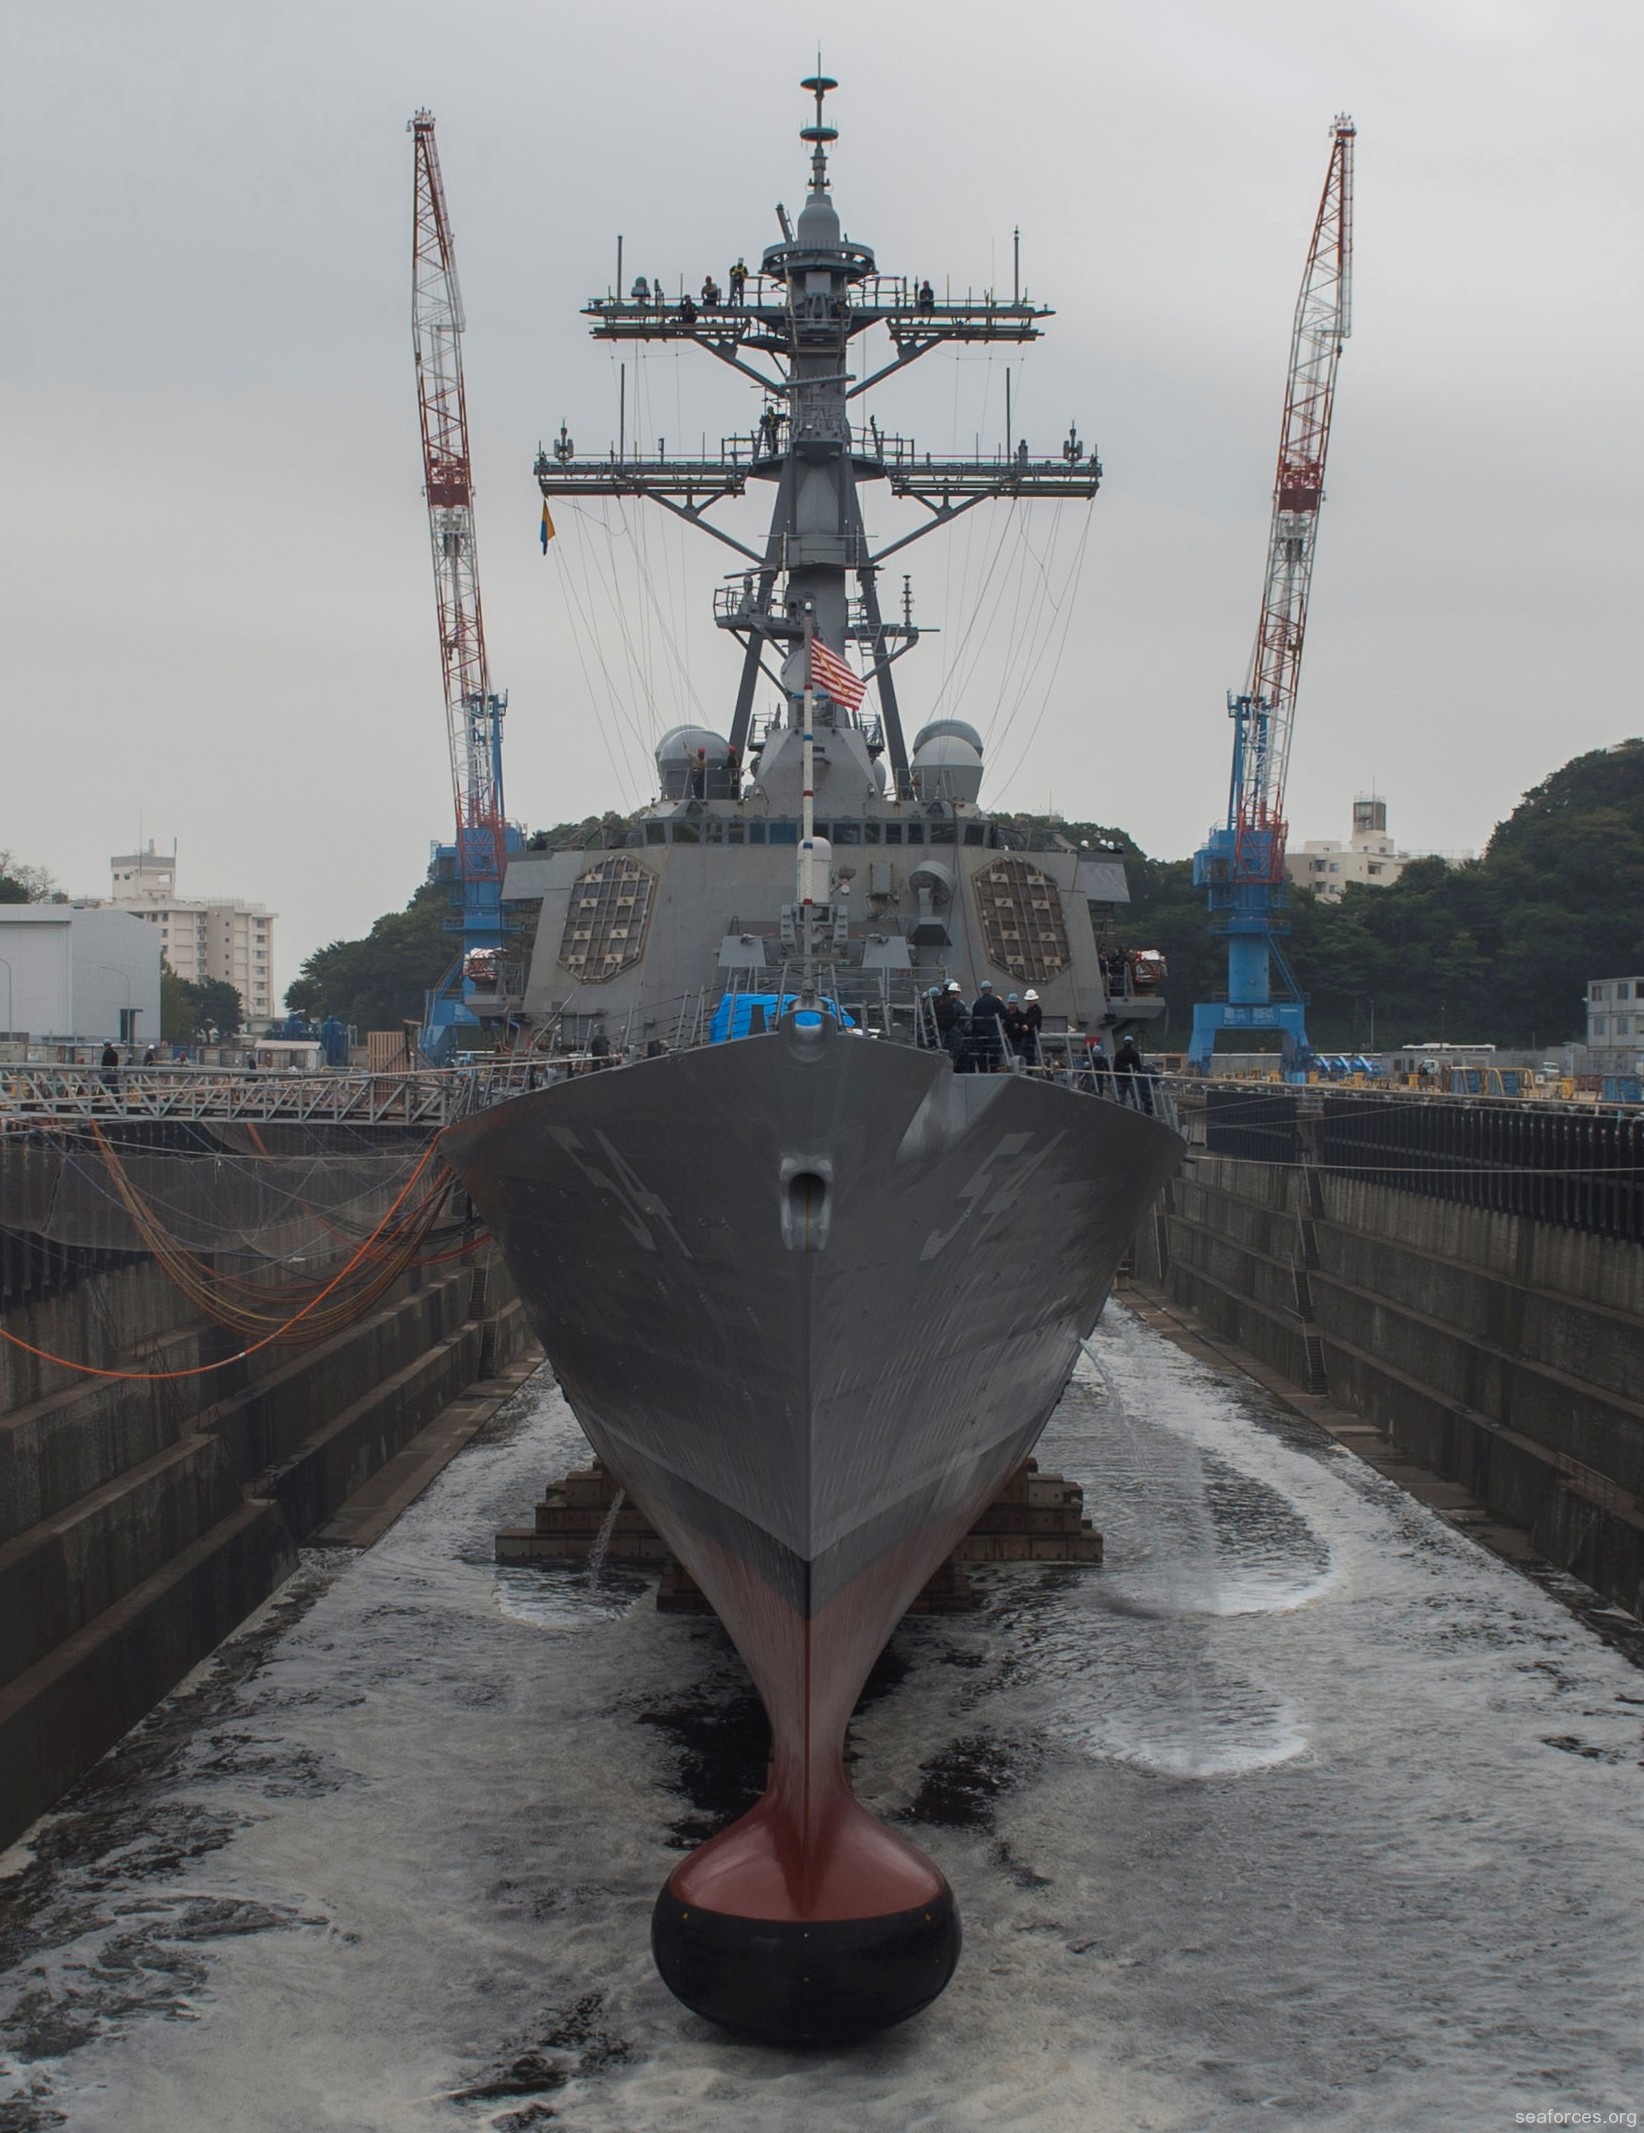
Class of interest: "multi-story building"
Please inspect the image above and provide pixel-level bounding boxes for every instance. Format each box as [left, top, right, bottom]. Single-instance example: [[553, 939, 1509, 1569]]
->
[[1585, 975, 1644, 1052], [1285, 797, 1475, 903], [1285, 797, 1411, 902], [108, 845, 277, 1027]]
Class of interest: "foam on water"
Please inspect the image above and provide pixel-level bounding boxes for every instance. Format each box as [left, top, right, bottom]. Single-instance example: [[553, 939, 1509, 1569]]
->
[[3, 1307, 1643, 2133], [492, 1563, 652, 1631]]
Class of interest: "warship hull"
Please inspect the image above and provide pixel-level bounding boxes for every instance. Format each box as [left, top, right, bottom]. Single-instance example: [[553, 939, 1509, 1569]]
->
[[442, 1012, 1181, 2040]]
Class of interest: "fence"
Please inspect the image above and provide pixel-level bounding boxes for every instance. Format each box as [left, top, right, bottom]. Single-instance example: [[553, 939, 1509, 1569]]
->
[[1193, 1084, 1644, 1245]]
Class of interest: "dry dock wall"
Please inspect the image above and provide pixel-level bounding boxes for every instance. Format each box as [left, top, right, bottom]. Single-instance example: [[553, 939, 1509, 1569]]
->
[[1140, 1146, 1644, 1615], [0, 1243, 533, 1848]]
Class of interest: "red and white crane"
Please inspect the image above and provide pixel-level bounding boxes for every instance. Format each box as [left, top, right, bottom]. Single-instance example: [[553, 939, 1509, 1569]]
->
[[409, 109, 509, 1057], [1190, 117, 1356, 1068]]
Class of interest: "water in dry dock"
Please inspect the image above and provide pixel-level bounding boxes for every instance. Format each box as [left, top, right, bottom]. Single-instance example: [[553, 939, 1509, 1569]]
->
[[3, 1308, 1642, 2133]]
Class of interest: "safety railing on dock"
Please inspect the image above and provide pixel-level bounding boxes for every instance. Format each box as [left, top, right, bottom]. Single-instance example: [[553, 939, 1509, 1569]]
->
[[1173, 1080, 1644, 1245], [2, 1025, 1183, 1139]]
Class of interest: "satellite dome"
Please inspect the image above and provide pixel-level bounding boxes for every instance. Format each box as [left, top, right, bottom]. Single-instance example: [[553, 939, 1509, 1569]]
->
[[911, 718, 984, 756], [656, 724, 728, 761], [910, 733, 984, 805], [795, 191, 841, 248], [656, 725, 734, 801]]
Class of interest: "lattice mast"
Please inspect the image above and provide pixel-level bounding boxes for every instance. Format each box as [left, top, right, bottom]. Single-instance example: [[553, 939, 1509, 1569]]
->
[[534, 75, 1099, 795], [410, 109, 506, 890], [1232, 116, 1355, 879]]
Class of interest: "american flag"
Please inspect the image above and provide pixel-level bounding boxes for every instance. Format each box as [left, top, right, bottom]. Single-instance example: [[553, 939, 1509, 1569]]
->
[[808, 639, 867, 711]]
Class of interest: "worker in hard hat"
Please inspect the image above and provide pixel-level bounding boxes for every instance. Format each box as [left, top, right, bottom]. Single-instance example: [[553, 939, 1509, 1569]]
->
[[934, 979, 969, 1070], [969, 980, 1006, 1072], [1020, 987, 1043, 1066]]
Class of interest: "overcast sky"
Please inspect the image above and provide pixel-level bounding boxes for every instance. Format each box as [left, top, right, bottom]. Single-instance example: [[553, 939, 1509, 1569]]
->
[[4, 0, 1640, 994]]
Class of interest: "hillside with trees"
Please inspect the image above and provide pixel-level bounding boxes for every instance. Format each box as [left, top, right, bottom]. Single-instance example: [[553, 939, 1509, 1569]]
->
[[1110, 739, 1644, 1051]]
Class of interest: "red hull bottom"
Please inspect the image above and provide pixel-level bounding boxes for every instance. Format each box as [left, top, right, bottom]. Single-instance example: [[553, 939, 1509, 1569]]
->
[[647, 1486, 997, 2040]]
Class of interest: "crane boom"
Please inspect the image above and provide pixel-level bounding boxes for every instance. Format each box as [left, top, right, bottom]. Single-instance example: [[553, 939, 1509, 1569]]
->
[[411, 109, 505, 881], [1237, 116, 1355, 873], [409, 110, 511, 1061], [1190, 117, 1356, 1071]]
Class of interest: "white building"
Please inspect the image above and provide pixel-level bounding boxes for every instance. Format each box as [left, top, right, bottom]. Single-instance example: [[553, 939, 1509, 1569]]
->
[[0, 906, 162, 1047], [1585, 974, 1644, 1055], [108, 845, 277, 1027], [1286, 797, 1412, 902]]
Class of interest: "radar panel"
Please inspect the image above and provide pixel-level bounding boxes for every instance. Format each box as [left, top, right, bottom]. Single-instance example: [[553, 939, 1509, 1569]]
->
[[973, 858, 1070, 986], [558, 855, 656, 982]]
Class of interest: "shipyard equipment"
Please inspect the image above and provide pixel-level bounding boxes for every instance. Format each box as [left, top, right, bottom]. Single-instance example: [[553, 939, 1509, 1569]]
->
[[409, 110, 519, 1063], [1189, 118, 1355, 1070]]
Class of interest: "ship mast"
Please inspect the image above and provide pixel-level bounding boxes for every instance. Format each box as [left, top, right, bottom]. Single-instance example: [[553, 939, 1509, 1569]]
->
[[534, 75, 1100, 798]]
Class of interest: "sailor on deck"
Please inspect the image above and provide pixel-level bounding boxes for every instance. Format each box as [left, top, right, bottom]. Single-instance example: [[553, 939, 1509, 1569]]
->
[[935, 980, 968, 1069], [1020, 988, 1043, 1064], [1113, 1036, 1146, 1109], [969, 981, 1006, 1071]]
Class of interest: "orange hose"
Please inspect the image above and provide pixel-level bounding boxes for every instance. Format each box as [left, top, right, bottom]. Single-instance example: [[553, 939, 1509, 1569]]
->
[[83, 1120, 454, 1333], [0, 1142, 448, 1380]]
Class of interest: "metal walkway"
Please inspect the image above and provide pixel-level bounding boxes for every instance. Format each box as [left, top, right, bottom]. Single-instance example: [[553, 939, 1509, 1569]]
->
[[0, 1063, 543, 1131]]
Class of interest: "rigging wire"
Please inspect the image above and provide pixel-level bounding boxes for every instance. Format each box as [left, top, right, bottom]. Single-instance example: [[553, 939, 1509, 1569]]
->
[[987, 500, 1088, 760], [940, 504, 1030, 714], [633, 351, 696, 731], [555, 514, 654, 803], [989, 506, 1095, 803], [612, 496, 710, 726], [546, 546, 642, 814], [578, 502, 671, 757]]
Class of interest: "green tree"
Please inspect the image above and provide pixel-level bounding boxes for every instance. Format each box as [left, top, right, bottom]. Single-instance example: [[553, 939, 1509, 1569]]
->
[[0, 850, 55, 903], [285, 881, 452, 1030], [161, 963, 194, 1040], [160, 969, 243, 1040], [190, 980, 244, 1039]]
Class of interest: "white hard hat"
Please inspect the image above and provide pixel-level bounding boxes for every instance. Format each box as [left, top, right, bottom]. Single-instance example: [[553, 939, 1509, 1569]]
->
[[946, 979, 962, 992], [1024, 989, 1039, 1001]]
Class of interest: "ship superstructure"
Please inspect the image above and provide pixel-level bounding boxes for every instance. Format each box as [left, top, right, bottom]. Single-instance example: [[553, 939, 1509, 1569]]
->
[[503, 75, 1164, 1054], [442, 77, 1181, 2045]]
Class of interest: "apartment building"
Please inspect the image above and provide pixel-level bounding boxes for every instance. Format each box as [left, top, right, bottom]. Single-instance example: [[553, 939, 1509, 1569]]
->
[[1285, 797, 1412, 902], [109, 845, 277, 1027]]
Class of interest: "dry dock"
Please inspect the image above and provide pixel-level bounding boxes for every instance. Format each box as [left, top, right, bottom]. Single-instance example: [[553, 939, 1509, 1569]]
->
[[3, 1306, 1642, 2130]]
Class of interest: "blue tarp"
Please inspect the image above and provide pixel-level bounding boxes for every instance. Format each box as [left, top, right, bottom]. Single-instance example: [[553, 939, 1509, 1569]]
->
[[709, 993, 856, 1042]]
